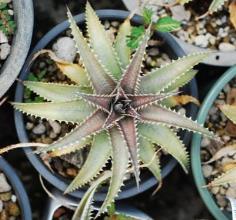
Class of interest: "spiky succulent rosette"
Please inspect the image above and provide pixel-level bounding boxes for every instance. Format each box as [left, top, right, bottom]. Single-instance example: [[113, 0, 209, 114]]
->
[[10, 3, 216, 218]]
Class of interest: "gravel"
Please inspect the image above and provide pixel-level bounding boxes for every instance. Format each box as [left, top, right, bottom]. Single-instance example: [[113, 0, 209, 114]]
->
[[0, 172, 21, 219], [144, 0, 236, 50], [201, 77, 236, 212]]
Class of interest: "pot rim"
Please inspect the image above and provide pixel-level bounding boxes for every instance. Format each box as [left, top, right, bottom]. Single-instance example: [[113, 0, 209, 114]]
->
[[0, 0, 34, 98], [191, 66, 236, 220], [14, 9, 198, 201], [0, 156, 32, 219], [121, 0, 236, 67]]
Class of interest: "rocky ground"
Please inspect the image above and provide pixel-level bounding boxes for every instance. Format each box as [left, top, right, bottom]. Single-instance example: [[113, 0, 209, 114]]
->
[[144, 0, 236, 51], [0, 0, 229, 219]]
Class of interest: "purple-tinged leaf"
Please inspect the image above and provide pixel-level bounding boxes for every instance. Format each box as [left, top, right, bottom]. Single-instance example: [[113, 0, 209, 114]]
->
[[37, 110, 107, 154], [103, 110, 123, 129], [119, 27, 150, 94], [129, 92, 179, 109], [76, 93, 114, 112], [118, 117, 140, 187], [139, 105, 215, 138]]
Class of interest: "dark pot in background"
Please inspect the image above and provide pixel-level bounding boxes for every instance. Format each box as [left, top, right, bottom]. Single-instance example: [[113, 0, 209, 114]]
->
[[191, 66, 236, 220], [43, 188, 153, 220], [0, 156, 32, 219], [121, 0, 236, 67], [14, 10, 198, 202], [0, 0, 34, 98]]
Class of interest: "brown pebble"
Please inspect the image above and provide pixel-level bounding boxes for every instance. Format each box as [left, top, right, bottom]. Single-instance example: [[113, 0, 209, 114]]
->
[[225, 121, 236, 137], [66, 168, 77, 177], [0, 209, 8, 220], [7, 202, 20, 217], [0, 192, 11, 202], [53, 207, 66, 218]]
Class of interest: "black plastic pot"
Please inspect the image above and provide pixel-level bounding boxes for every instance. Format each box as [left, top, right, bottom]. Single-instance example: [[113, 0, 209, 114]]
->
[[14, 10, 198, 201], [0, 0, 34, 98], [0, 156, 32, 219]]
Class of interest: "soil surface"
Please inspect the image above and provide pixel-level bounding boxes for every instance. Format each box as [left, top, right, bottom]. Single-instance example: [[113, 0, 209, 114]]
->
[[0, 0, 228, 219]]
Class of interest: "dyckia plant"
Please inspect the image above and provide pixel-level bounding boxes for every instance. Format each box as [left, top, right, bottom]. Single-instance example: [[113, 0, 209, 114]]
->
[[1, 3, 216, 219]]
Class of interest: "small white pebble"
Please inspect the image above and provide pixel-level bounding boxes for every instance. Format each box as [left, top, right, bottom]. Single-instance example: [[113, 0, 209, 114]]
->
[[202, 165, 213, 178], [0, 31, 8, 44], [11, 195, 17, 203], [52, 37, 77, 62], [194, 35, 209, 48], [201, 137, 210, 147], [8, 9, 13, 16], [219, 42, 236, 52]]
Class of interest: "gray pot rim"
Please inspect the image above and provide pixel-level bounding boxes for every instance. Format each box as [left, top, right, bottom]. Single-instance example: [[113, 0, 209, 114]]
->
[[0, 0, 34, 98], [121, 0, 236, 67]]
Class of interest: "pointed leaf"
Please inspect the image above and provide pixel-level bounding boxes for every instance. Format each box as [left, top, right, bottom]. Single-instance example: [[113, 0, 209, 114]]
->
[[33, 49, 90, 86], [67, 9, 116, 94], [219, 104, 236, 124], [119, 118, 140, 187], [140, 105, 215, 138], [13, 100, 95, 123], [49, 137, 92, 157], [103, 110, 123, 129], [139, 53, 209, 94], [129, 92, 178, 109], [65, 131, 112, 193], [56, 63, 90, 86], [163, 69, 198, 93], [86, 2, 121, 80], [114, 19, 131, 69], [24, 81, 92, 102], [37, 110, 107, 154], [138, 123, 189, 172], [97, 126, 129, 216], [77, 93, 114, 112], [139, 136, 161, 181], [207, 167, 236, 187], [72, 171, 111, 220], [120, 27, 150, 94]]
